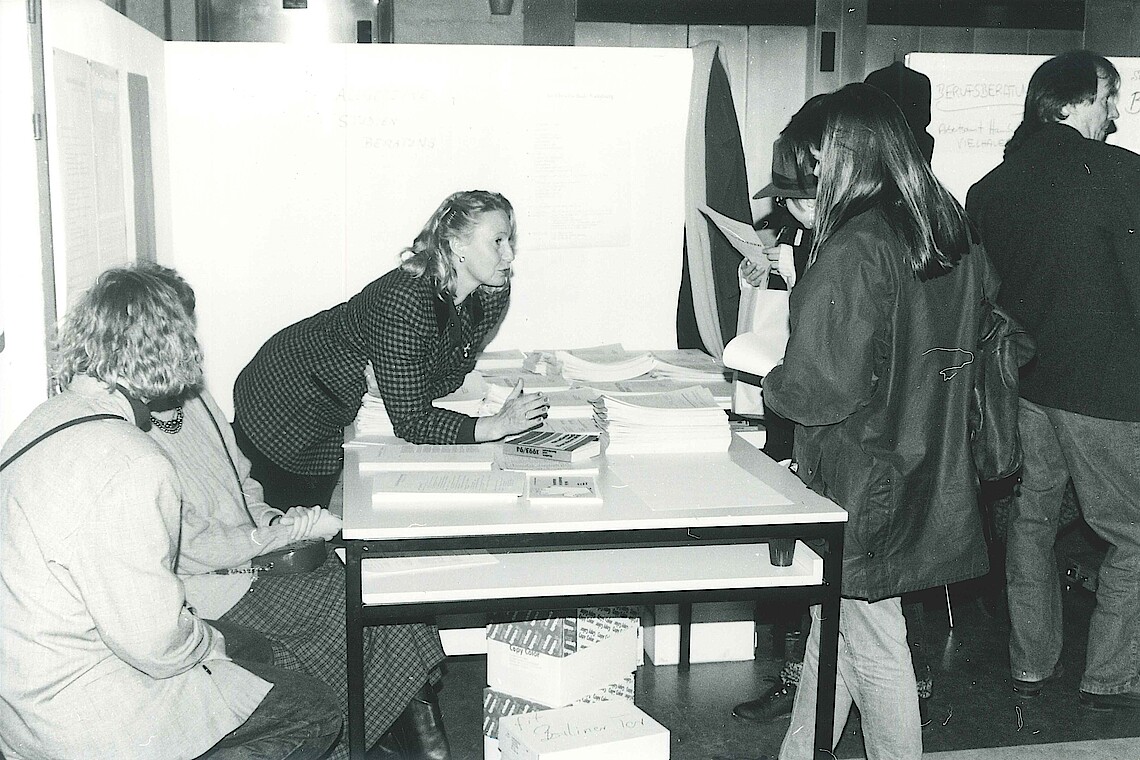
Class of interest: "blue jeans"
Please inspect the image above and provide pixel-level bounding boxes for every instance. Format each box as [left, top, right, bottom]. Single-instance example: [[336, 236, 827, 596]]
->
[[779, 597, 922, 760], [1006, 398, 1140, 695]]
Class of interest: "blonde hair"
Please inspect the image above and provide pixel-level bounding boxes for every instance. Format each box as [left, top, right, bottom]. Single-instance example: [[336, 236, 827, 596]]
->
[[400, 190, 515, 299], [55, 265, 203, 398]]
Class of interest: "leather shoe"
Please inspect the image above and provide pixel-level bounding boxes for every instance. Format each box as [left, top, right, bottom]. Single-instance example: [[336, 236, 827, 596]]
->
[[1079, 689, 1140, 711], [367, 728, 405, 759], [1012, 663, 1064, 698], [394, 683, 452, 760], [732, 680, 796, 723]]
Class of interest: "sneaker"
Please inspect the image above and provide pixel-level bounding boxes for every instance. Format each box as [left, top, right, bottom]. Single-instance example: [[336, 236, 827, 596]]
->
[[732, 680, 797, 723], [1079, 690, 1140, 711], [1012, 663, 1065, 698]]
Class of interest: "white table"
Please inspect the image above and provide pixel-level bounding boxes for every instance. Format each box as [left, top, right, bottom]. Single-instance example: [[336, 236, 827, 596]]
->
[[342, 435, 847, 758]]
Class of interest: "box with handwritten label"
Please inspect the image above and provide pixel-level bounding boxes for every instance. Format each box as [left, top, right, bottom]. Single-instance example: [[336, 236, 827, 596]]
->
[[482, 675, 635, 759], [498, 701, 669, 760], [486, 608, 640, 706]]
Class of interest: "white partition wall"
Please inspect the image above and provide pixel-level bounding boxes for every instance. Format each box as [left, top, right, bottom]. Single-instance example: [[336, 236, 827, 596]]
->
[[165, 43, 692, 415]]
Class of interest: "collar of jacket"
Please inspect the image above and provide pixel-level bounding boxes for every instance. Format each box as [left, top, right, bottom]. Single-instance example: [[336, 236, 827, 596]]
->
[[432, 291, 484, 336]]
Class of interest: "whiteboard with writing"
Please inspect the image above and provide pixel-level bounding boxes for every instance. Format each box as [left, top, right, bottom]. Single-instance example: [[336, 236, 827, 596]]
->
[[907, 53, 1140, 204]]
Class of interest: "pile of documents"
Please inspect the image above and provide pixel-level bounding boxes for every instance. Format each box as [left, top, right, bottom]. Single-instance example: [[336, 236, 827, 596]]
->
[[647, 349, 729, 384], [552, 345, 656, 383], [595, 386, 731, 455]]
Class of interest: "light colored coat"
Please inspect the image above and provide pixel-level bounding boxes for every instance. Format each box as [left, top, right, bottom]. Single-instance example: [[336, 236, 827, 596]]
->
[[0, 377, 270, 760]]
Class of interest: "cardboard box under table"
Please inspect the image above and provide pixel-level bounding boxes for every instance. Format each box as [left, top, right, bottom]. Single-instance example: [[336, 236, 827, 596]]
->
[[498, 701, 669, 760], [486, 608, 640, 706], [482, 675, 635, 760]]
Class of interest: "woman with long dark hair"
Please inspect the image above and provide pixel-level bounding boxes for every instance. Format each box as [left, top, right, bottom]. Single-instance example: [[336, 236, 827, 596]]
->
[[763, 83, 997, 758]]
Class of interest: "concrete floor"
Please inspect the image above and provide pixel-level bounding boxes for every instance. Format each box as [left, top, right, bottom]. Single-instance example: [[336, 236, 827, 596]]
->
[[436, 529, 1140, 760]]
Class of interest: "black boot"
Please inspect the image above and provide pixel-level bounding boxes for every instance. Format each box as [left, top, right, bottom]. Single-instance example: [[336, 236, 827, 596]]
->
[[393, 683, 451, 760], [367, 727, 406, 759]]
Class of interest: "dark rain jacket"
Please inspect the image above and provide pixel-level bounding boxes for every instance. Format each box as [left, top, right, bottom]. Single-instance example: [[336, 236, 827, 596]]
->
[[763, 207, 998, 602]]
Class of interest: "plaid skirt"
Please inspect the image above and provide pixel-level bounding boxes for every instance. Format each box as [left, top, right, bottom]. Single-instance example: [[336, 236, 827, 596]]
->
[[220, 553, 445, 759]]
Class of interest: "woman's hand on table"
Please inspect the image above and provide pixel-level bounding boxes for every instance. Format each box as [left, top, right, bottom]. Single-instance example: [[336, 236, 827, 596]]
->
[[475, 380, 548, 441]]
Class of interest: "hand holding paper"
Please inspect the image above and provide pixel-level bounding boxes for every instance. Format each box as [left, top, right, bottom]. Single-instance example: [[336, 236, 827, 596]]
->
[[698, 204, 775, 268]]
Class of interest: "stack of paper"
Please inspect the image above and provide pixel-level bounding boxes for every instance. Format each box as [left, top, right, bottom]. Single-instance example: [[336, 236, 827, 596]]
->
[[542, 389, 599, 420], [595, 386, 731, 455], [358, 444, 497, 472], [574, 378, 733, 409], [648, 349, 730, 384], [475, 349, 527, 371], [371, 471, 526, 507], [354, 393, 396, 438], [555, 346, 656, 383], [480, 368, 572, 393]]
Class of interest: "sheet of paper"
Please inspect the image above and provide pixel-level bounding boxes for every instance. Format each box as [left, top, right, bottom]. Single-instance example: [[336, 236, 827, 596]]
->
[[607, 454, 793, 512], [699, 204, 772, 267], [723, 331, 786, 378]]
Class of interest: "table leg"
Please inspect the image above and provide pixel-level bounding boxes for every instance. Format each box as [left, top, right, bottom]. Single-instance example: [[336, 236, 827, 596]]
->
[[814, 529, 843, 759], [345, 542, 366, 756]]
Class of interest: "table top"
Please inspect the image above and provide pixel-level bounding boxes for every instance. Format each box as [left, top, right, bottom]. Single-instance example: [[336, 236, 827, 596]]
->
[[342, 434, 846, 541]]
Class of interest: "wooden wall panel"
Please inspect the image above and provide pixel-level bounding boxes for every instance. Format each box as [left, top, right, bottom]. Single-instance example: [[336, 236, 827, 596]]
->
[[864, 25, 922, 76], [1085, 0, 1140, 56], [1026, 28, 1084, 55], [574, 21, 630, 47], [395, 0, 522, 45], [746, 25, 809, 224], [973, 28, 1029, 55], [919, 26, 973, 54], [629, 24, 688, 48]]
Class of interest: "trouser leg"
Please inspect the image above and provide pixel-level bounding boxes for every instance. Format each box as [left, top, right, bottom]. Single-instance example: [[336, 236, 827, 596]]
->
[[1047, 407, 1140, 695], [1006, 398, 1068, 683], [780, 598, 922, 760], [196, 659, 343, 760]]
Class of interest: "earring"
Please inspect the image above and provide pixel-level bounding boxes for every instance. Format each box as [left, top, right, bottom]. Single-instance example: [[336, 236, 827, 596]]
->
[[458, 256, 465, 263]]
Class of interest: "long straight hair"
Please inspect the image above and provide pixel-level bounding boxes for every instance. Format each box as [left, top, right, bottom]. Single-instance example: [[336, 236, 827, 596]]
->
[[811, 83, 970, 280]]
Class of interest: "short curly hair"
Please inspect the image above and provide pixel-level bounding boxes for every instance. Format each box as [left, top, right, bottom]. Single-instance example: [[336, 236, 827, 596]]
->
[[55, 264, 203, 399]]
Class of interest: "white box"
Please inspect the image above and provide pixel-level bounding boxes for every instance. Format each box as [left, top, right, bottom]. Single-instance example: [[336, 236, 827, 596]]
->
[[483, 675, 636, 759], [487, 608, 640, 706], [641, 602, 756, 665], [487, 625, 639, 706], [438, 613, 489, 656], [499, 701, 669, 760]]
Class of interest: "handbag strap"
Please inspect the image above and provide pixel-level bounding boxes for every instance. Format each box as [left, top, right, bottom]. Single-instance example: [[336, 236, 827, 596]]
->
[[197, 395, 259, 528], [0, 414, 127, 472]]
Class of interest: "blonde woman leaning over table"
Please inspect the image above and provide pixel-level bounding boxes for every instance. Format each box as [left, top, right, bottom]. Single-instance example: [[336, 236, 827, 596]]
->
[[232, 190, 547, 512]]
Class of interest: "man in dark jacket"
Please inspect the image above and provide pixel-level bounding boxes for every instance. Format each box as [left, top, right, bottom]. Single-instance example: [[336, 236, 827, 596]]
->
[[966, 50, 1140, 712]]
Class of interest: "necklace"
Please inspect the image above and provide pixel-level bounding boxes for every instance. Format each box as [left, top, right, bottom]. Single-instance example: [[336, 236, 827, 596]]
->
[[150, 406, 184, 434]]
